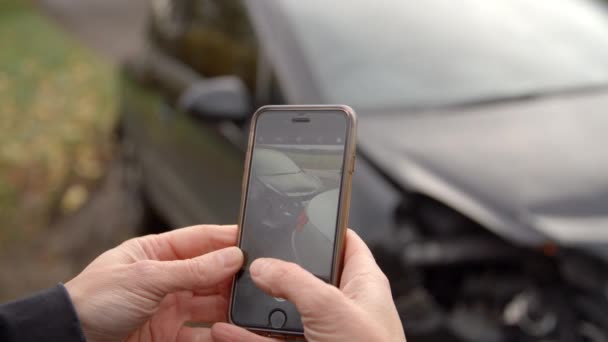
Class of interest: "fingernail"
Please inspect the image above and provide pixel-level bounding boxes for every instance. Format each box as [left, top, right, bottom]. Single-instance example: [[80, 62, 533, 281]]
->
[[249, 258, 270, 277], [219, 247, 243, 268]]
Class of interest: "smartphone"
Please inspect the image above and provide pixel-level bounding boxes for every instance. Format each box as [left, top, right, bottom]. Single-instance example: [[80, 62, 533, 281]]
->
[[229, 105, 357, 338]]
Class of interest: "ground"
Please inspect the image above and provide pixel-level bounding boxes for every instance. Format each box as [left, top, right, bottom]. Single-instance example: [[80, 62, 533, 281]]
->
[[0, 0, 147, 301]]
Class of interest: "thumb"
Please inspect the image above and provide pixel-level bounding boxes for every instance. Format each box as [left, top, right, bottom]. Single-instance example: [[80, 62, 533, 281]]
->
[[249, 258, 348, 318], [136, 246, 243, 294]]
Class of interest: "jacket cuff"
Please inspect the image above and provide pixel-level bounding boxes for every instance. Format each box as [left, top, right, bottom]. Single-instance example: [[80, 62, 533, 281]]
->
[[0, 284, 86, 342]]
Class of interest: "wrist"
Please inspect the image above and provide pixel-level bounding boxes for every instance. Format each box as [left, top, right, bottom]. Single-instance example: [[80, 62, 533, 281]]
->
[[64, 280, 94, 342], [54, 283, 88, 342]]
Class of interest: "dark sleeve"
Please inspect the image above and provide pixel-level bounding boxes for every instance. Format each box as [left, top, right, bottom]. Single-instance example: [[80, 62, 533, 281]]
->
[[0, 284, 86, 342]]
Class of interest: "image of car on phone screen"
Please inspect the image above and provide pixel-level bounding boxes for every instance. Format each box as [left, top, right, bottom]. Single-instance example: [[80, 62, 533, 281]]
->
[[246, 144, 343, 266], [292, 188, 340, 280], [248, 148, 322, 229]]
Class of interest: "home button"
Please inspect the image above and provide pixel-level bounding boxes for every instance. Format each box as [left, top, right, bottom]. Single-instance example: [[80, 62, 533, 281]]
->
[[268, 309, 287, 329]]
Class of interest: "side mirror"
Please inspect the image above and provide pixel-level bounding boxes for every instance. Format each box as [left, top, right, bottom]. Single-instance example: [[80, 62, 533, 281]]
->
[[178, 76, 251, 121]]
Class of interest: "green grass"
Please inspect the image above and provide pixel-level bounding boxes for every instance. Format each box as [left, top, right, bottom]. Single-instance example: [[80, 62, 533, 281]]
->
[[0, 0, 116, 247]]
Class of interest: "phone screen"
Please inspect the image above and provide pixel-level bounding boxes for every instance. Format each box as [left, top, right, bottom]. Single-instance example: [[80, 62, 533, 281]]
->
[[231, 109, 350, 332]]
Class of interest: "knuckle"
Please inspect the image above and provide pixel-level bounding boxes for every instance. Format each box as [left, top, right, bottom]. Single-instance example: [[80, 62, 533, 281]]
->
[[130, 259, 160, 278], [273, 262, 300, 281], [119, 237, 141, 252], [264, 261, 300, 296], [130, 234, 156, 246], [122, 235, 156, 256], [266, 265, 291, 293], [186, 258, 211, 285], [374, 269, 391, 289], [346, 267, 390, 294], [302, 284, 341, 316], [316, 283, 339, 302], [129, 260, 170, 297], [347, 272, 371, 289]]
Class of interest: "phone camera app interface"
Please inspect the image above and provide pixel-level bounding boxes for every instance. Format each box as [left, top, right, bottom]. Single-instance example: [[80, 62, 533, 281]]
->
[[246, 112, 347, 279]]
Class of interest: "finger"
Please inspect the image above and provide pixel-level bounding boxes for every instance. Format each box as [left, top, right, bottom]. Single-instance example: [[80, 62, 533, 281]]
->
[[340, 230, 393, 308], [142, 246, 243, 294], [343, 229, 375, 263], [139, 225, 238, 261], [249, 258, 346, 317], [186, 295, 228, 323], [340, 229, 385, 288], [176, 326, 212, 342], [192, 278, 232, 298], [211, 323, 281, 342]]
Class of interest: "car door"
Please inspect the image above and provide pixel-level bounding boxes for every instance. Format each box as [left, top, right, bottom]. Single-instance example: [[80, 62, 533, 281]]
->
[[140, 0, 267, 226]]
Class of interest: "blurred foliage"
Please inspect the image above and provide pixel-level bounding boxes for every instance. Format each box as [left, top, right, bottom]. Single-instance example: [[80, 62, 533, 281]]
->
[[0, 0, 116, 247]]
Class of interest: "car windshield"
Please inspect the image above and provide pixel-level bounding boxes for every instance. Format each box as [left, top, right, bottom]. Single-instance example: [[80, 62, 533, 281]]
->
[[280, 0, 608, 111]]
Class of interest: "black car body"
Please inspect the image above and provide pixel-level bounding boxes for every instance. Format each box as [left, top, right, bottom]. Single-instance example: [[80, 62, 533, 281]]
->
[[120, 1, 608, 340]]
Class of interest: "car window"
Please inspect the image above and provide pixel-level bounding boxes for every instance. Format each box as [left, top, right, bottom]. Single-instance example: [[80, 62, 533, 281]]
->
[[150, 0, 258, 91]]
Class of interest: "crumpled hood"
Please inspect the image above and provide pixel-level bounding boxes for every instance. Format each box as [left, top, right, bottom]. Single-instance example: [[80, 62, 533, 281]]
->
[[359, 91, 608, 251]]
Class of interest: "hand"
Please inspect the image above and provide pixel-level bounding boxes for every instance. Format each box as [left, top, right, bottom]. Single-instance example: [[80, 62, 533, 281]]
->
[[211, 229, 406, 342], [65, 225, 243, 342]]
